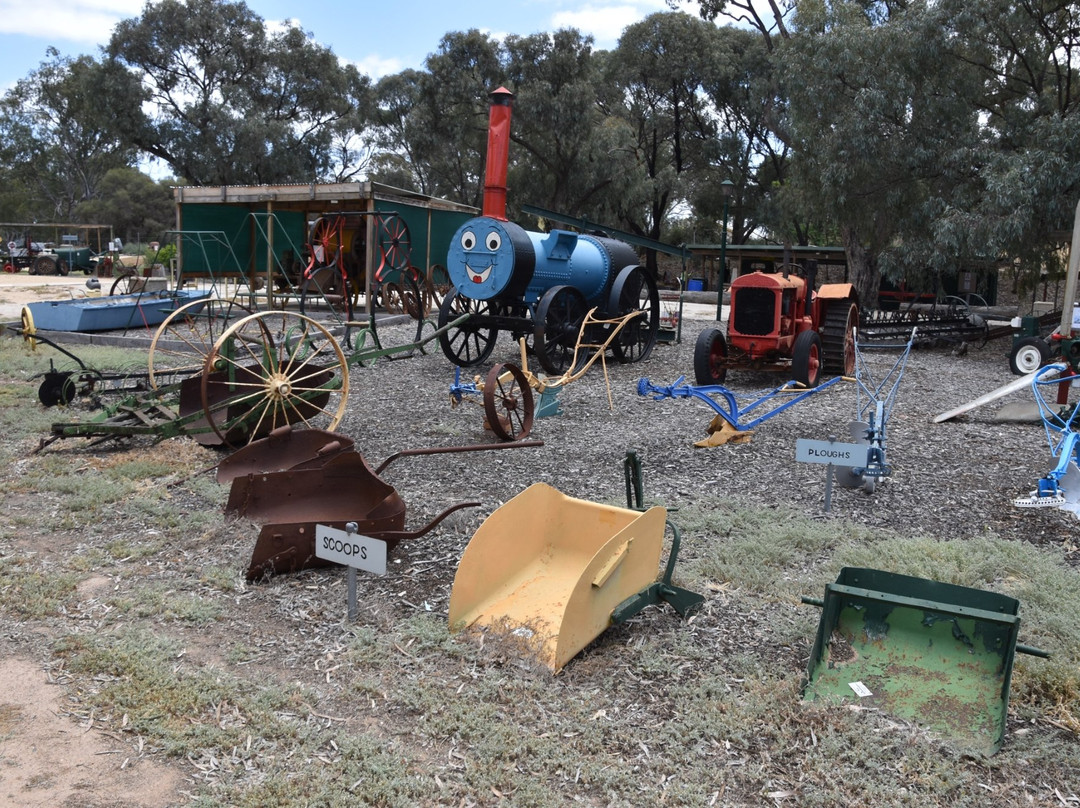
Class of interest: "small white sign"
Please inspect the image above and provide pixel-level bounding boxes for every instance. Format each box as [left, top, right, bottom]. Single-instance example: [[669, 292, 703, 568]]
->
[[315, 524, 387, 575], [795, 438, 867, 465], [849, 681, 873, 698]]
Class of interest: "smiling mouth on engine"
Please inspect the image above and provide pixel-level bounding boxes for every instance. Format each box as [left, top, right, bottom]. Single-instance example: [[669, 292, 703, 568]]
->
[[467, 264, 492, 283]]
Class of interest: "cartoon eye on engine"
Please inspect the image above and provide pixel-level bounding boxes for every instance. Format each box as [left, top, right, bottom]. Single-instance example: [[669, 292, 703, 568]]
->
[[485, 232, 502, 251], [461, 230, 476, 250]]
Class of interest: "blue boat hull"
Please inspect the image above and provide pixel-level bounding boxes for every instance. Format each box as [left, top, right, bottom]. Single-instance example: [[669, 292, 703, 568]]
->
[[25, 290, 211, 332]]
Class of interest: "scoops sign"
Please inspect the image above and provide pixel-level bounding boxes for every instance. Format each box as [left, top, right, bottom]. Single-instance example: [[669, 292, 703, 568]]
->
[[314, 524, 387, 575]]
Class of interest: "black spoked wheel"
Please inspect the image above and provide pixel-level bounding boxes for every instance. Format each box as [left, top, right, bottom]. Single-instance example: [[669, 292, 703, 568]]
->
[[438, 287, 499, 367], [534, 285, 588, 375], [483, 362, 535, 441], [693, 327, 729, 385], [110, 271, 144, 296], [608, 266, 660, 364], [820, 301, 858, 376], [792, 330, 823, 387]]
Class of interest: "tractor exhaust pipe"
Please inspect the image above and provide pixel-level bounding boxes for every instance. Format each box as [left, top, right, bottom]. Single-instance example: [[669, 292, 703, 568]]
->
[[482, 87, 514, 221]]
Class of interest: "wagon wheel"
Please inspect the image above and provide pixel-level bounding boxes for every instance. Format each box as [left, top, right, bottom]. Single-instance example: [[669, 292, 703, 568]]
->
[[32, 255, 58, 276], [438, 287, 499, 367], [534, 285, 588, 375], [110, 271, 144, 295], [426, 264, 451, 311], [374, 212, 411, 279], [200, 311, 350, 448], [20, 306, 37, 349], [820, 301, 858, 376], [399, 270, 426, 320], [608, 266, 659, 364], [148, 298, 252, 389], [56, 258, 70, 276], [382, 281, 404, 314], [483, 362, 535, 441]]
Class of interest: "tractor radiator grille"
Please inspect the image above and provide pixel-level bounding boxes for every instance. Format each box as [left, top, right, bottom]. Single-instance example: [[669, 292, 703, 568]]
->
[[732, 287, 774, 335]]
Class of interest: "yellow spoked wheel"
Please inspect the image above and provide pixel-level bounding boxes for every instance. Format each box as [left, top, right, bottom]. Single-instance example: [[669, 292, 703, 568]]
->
[[148, 298, 252, 389], [20, 306, 37, 349], [200, 311, 350, 448]]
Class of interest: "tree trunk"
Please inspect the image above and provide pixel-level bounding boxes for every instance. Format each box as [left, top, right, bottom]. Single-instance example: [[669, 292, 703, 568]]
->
[[842, 226, 881, 311]]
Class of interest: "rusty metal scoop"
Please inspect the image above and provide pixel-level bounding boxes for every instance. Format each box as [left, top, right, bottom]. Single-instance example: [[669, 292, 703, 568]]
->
[[216, 425, 355, 484], [222, 426, 541, 580]]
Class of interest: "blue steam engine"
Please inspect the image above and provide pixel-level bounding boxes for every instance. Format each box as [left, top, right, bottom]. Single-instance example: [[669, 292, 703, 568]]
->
[[438, 88, 659, 375]]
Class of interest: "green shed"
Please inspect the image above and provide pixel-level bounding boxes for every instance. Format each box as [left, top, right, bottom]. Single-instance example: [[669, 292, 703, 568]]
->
[[172, 181, 476, 311]]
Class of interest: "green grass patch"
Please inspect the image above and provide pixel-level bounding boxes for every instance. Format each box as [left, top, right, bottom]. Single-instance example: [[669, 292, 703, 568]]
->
[[0, 556, 80, 617]]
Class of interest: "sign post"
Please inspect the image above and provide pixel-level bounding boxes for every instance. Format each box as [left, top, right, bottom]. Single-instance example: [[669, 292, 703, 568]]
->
[[315, 522, 387, 620], [795, 436, 867, 513]]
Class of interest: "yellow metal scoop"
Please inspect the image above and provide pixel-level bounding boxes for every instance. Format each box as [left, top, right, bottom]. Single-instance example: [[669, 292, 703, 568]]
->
[[449, 479, 701, 672]]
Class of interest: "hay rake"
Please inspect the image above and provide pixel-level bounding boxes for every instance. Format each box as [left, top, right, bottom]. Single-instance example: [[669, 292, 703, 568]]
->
[[39, 305, 469, 451]]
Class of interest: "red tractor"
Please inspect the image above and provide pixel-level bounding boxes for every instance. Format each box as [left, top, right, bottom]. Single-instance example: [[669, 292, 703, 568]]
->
[[694, 265, 858, 387]]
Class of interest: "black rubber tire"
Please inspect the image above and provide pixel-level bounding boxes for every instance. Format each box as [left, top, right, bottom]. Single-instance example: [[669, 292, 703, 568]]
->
[[1009, 336, 1051, 376], [32, 255, 57, 276], [792, 330, 823, 387], [693, 327, 728, 386]]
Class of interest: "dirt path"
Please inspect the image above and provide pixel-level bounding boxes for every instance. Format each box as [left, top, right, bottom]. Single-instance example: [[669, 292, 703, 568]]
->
[[0, 275, 103, 321], [0, 655, 184, 807]]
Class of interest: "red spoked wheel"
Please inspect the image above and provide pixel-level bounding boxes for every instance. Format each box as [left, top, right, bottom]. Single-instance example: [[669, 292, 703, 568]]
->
[[374, 212, 411, 281], [483, 362, 535, 441]]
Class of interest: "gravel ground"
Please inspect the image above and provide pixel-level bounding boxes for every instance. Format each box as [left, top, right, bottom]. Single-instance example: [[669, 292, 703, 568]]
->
[[319, 308, 1077, 565]]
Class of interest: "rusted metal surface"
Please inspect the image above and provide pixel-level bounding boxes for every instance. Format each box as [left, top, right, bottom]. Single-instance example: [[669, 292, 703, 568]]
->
[[222, 427, 542, 580], [216, 425, 355, 483]]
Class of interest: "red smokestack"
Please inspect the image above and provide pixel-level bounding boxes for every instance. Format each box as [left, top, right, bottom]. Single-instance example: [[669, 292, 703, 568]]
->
[[482, 87, 514, 221]]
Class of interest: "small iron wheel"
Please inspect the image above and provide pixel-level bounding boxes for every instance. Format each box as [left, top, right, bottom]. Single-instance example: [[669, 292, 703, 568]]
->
[[201, 311, 349, 448], [534, 285, 588, 375], [20, 306, 37, 349], [607, 265, 660, 364], [483, 362, 535, 441], [438, 287, 499, 367], [427, 264, 451, 311], [110, 271, 144, 295]]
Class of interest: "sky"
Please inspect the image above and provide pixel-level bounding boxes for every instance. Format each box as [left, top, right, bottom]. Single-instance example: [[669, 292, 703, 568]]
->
[[0, 0, 683, 91]]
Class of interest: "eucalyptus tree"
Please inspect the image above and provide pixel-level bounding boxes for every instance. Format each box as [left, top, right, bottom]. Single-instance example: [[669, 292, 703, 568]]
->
[[780, 1, 986, 308], [605, 12, 728, 267], [103, 0, 371, 185], [501, 29, 641, 221], [405, 29, 507, 208], [0, 50, 136, 220], [74, 168, 176, 246], [928, 0, 1080, 295]]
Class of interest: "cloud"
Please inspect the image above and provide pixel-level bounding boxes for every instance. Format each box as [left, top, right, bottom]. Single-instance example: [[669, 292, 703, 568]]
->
[[550, 0, 668, 47], [0, 0, 142, 43]]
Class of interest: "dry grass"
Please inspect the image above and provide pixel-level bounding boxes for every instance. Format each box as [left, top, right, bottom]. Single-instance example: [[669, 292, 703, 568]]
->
[[0, 333, 1078, 807]]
